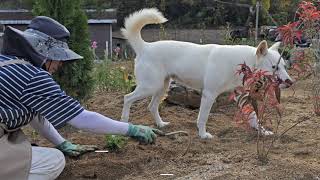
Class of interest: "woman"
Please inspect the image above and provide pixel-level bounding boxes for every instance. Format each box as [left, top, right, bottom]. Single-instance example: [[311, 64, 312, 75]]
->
[[0, 16, 160, 180]]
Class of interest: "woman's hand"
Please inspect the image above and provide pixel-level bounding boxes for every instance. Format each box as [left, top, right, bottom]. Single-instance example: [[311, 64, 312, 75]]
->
[[126, 124, 163, 144], [56, 141, 98, 157]]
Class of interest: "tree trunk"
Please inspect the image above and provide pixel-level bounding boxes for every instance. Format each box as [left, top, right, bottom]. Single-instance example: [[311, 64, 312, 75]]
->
[[311, 39, 320, 115]]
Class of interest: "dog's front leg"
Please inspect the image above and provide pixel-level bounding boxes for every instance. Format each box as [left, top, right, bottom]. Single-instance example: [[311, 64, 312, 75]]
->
[[248, 112, 274, 136], [197, 90, 217, 139], [121, 94, 132, 122]]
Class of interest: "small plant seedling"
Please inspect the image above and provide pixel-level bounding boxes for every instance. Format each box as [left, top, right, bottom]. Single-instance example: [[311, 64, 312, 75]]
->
[[104, 135, 128, 152]]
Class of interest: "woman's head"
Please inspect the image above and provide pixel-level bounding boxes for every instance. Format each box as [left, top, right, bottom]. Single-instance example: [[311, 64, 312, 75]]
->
[[1, 16, 82, 69]]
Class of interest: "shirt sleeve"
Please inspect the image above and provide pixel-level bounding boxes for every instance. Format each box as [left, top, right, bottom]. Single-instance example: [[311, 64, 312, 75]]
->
[[20, 71, 84, 128]]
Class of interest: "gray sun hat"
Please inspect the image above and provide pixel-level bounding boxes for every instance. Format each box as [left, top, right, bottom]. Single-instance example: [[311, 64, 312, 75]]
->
[[1, 16, 83, 67]]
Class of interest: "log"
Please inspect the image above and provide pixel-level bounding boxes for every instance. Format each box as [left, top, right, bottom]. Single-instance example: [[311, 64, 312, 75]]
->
[[165, 82, 233, 111]]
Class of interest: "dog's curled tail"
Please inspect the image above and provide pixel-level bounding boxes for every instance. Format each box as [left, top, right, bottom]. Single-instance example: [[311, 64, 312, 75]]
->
[[121, 8, 167, 54]]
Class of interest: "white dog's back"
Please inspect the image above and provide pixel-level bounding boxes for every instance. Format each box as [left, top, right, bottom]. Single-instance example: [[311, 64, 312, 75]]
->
[[121, 9, 255, 90], [140, 41, 217, 89]]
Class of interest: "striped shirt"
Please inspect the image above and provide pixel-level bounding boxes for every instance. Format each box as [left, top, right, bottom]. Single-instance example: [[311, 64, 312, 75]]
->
[[0, 54, 84, 129]]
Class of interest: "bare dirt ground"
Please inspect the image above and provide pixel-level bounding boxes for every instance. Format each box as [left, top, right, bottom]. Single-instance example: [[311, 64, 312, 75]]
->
[[26, 76, 320, 180]]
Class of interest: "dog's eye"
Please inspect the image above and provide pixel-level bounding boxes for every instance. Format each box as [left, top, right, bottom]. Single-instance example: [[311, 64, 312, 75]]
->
[[272, 65, 279, 70]]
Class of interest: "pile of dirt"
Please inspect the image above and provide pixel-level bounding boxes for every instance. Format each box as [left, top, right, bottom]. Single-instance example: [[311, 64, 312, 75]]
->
[[25, 77, 320, 180]]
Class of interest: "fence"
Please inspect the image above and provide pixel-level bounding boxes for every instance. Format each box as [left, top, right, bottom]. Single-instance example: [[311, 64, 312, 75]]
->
[[114, 28, 227, 59]]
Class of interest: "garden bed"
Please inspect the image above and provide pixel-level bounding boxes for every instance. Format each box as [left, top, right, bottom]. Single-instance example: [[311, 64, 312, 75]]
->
[[24, 75, 320, 180]]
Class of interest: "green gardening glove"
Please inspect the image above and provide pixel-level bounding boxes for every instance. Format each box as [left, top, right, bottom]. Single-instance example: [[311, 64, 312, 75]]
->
[[56, 141, 98, 157], [126, 124, 163, 144]]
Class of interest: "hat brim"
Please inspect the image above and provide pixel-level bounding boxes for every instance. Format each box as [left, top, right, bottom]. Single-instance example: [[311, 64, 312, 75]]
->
[[8, 26, 83, 62]]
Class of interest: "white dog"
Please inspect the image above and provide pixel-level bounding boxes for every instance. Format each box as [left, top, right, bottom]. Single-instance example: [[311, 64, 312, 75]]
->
[[120, 8, 293, 139]]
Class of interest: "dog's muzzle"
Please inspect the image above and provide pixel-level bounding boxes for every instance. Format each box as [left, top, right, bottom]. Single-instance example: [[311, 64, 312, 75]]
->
[[284, 79, 294, 87], [278, 78, 294, 89]]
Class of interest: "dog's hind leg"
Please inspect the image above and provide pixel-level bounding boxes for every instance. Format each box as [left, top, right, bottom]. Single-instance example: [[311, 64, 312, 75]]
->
[[122, 59, 165, 123], [121, 86, 155, 122], [197, 90, 218, 139], [148, 78, 170, 128]]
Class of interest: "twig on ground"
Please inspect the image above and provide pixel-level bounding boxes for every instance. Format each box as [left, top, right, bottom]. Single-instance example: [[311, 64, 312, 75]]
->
[[279, 116, 310, 138], [157, 130, 191, 157]]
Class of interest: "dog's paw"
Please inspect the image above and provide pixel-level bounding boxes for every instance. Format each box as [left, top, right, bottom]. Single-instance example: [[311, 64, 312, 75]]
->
[[199, 132, 213, 139], [157, 121, 170, 128], [260, 129, 274, 136], [256, 126, 274, 136]]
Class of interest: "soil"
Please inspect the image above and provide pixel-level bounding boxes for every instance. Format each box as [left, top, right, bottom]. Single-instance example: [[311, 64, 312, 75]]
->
[[25, 76, 320, 180]]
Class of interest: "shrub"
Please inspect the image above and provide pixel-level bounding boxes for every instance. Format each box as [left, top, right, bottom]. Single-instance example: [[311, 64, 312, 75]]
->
[[231, 63, 282, 163], [92, 59, 135, 93], [277, 1, 320, 114]]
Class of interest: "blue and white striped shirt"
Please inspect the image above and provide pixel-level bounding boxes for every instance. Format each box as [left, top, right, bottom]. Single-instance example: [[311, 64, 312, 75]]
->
[[0, 54, 84, 129]]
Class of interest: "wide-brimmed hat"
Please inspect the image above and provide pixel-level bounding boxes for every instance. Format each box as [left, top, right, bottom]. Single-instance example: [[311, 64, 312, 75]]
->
[[1, 16, 83, 67]]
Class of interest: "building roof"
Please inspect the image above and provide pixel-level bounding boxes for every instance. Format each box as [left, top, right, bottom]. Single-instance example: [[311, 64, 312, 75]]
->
[[0, 9, 29, 12], [0, 9, 117, 25], [0, 19, 117, 25]]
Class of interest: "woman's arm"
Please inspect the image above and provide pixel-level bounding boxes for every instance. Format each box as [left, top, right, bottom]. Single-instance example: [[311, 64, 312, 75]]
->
[[67, 110, 129, 135], [68, 110, 160, 144], [30, 116, 65, 146], [30, 115, 97, 156]]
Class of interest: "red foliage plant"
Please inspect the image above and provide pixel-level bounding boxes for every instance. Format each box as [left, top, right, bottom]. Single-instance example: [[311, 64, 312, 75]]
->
[[277, 1, 319, 79], [297, 1, 320, 23], [231, 63, 282, 128], [277, 22, 303, 47]]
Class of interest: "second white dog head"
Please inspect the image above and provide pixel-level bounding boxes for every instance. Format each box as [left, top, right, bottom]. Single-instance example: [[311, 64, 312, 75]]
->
[[255, 41, 293, 88]]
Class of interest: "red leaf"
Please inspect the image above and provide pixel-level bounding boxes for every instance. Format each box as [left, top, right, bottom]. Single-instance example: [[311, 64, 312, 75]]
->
[[292, 63, 303, 73], [277, 22, 302, 46], [241, 104, 254, 115], [297, 1, 320, 23], [229, 92, 236, 102]]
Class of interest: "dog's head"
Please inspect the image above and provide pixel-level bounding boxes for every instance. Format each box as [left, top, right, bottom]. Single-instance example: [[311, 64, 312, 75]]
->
[[255, 40, 293, 88]]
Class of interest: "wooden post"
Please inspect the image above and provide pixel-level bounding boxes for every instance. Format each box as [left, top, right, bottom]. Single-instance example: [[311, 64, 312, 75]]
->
[[105, 41, 109, 59], [255, 1, 260, 45], [109, 25, 112, 59]]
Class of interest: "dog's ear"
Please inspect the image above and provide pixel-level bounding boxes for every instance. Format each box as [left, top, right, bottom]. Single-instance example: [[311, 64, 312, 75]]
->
[[269, 42, 281, 51], [256, 40, 268, 58]]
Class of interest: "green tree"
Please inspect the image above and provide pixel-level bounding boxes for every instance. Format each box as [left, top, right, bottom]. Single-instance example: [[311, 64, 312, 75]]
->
[[268, 0, 301, 25], [32, 0, 94, 101]]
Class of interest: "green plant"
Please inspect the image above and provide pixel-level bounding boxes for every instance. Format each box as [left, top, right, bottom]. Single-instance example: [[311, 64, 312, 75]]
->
[[159, 24, 168, 40], [33, 0, 94, 101], [92, 59, 135, 93], [105, 135, 128, 152], [31, 130, 38, 142], [224, 34, 275, 47]]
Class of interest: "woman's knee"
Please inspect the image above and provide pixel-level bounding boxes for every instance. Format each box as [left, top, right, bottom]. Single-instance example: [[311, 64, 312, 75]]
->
[[54, 148, 66, 171], [30, 147, 66, 180]]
